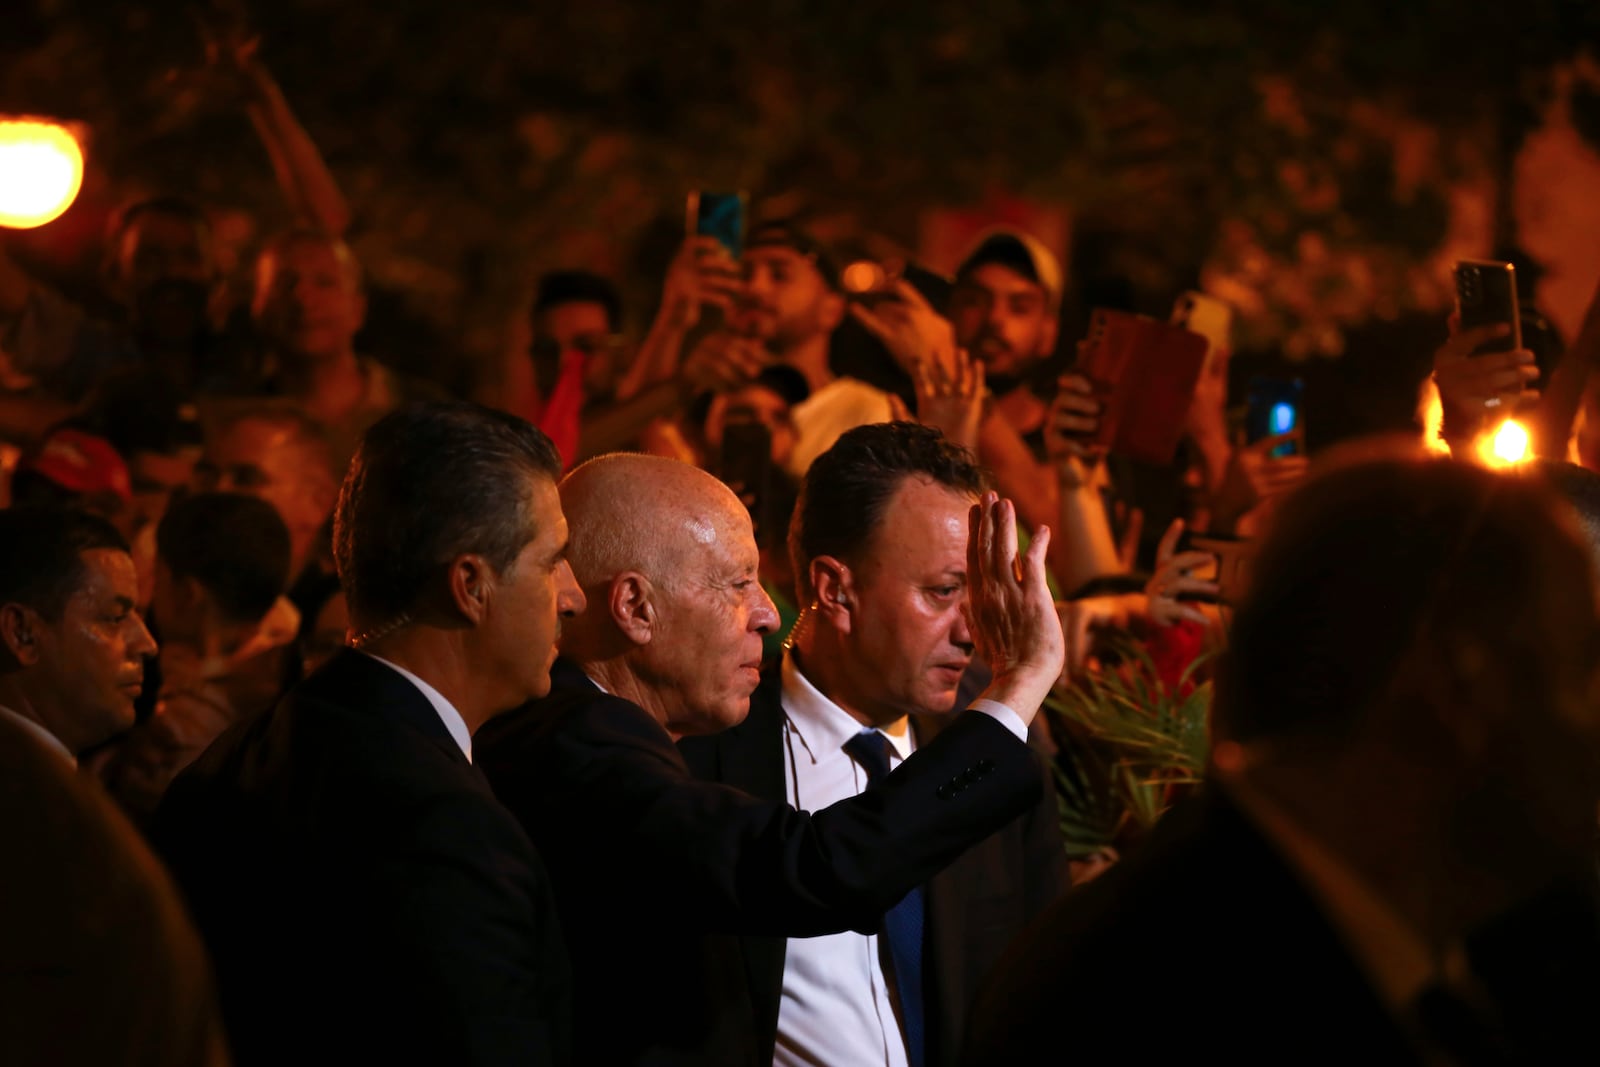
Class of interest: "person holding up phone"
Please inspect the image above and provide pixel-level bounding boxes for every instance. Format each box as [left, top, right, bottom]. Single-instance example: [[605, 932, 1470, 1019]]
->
[[1430, 259, 1542, 454]]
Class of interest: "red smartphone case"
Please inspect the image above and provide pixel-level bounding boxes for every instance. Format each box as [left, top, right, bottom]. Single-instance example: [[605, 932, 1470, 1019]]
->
[[1077, 309, 1210, 465]]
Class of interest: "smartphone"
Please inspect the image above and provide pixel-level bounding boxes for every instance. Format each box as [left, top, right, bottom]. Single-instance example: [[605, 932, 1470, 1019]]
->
[[1245, 377, 1304, 458], [1188, 534, 1257, 606], [719, 420, 773, 537], [1076, 308, 1210, 465], [688, 191, 747, 259], [1453, 259, 1522, 356]]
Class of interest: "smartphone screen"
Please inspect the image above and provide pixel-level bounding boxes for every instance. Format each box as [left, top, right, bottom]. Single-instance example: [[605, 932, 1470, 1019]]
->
[[1454, 259, 1522, 356], [1245, 378, 1304, 458], [689, 191, 746, 259]]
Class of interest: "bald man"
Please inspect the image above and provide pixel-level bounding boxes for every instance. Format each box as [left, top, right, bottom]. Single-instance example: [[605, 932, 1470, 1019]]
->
[[250, 230, 447, 469], [475, 453, 1065, 1067]]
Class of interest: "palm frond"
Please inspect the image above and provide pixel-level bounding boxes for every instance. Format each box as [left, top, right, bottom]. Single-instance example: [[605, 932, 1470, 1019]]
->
[[1044, 634, 1213, 845]]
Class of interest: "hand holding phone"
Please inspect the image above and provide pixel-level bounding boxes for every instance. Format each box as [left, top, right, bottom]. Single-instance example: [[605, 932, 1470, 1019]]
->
[[1044, 372, 1104, 487], [687, 191, 747, 259], [1244, 378, 1304, 458], [1145, 519, 1219, 626], [1075, 309, 1210, 465], [1453, 259, 1522, 356], [1431, 322, 1539, 423]]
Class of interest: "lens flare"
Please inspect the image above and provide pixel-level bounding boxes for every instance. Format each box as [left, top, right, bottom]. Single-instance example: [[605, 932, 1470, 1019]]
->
[[1479, 418, 1530, 469], [0, 120, 85, 229], [841, 260, 885, 294]]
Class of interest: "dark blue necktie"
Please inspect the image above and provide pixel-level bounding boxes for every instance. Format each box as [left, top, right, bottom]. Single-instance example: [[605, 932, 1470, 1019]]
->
[[844, 729, 926, 1067]]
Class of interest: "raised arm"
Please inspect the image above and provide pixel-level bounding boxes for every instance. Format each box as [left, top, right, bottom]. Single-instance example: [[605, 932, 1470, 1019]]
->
[[200, 15, 351, 236], [1041, 372, 1121, 594]]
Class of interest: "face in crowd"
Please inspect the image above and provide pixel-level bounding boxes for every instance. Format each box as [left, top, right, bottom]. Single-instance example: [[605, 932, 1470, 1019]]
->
[[531, 298, 621, 400], [822, 475, 978, 722], [736, 244, 844, 355], [704, 381, 799, 472], [252, 236, 366, 365], [948, 262, 1057, 379], [481, 473, 587, 704], [641, 488, 778, 735], [109, 208, 219, 346], [5, 547, 158, 752], [194, 415, 338, 572]]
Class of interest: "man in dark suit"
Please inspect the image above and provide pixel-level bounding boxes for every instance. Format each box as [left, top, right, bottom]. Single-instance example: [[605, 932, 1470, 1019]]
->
[[679, 421, 1068, 1067], [965, 453, 1600, 1065], [475, 439, 1065, 1066], [0, 507, 225, 1066], [156, 402, 587, 1067]]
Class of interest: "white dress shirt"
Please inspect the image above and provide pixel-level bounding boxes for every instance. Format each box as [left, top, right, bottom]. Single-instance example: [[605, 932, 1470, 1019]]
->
[[360, 652, 473, 762], [773, 651, 1027, 1067], [0, 703, 73, 765]]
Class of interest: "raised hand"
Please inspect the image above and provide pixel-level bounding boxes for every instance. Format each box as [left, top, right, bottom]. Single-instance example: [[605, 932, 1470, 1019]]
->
[[1143, 519, 1217, 628], [682, 331, 771, 393], [1432, 322, 1539, 423], [660, 236, 745, 331], [849, 279, 959, 382], [913, 346, 985, 450], [1211, 433, 1309, 533], [964, 491, 1066, 723], [1043, 371, 1104, 489], [190, 4, 269, 104]]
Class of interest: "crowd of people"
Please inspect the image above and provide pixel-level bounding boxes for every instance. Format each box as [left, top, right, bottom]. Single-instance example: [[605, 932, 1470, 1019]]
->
[[8, 29, 1600, 1067]]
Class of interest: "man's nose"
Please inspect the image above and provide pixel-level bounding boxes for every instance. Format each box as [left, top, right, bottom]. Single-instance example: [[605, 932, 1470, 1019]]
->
[[129, 612, 159, 660], [751, 584, 780, 636], [950, 602, 975, 653], [556, 560, 587, 618]]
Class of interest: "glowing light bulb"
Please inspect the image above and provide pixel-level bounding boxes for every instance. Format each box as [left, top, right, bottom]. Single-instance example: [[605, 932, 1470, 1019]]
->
[[1479, 418, 1530, 469], [0, 120, 85, 229]]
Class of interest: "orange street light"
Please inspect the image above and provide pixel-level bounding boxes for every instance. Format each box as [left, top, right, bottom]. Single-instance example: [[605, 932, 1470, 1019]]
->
[[0, 119, 85, 229]]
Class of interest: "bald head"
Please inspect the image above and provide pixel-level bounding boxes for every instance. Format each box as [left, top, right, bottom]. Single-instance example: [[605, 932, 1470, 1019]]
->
[[557, 452, 779, 736], [560, 454, 747, 596]]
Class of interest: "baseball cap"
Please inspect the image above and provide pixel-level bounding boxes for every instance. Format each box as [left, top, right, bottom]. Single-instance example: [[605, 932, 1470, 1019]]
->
[[955, 227, 1065, 309], [745, 220, 841, 290], [17, 428, 133, 505]]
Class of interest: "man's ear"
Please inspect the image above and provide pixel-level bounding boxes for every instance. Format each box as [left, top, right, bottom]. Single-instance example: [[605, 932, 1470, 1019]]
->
[[0, 603, 43, 667], [810, 556, 855, 634], [609, 572, 657, 647], [446, 554, 494, 625], [818, 289, 847, 334]]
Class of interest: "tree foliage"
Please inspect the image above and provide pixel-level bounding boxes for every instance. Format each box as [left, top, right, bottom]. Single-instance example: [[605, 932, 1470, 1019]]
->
[[4, 0, 1598, 383]]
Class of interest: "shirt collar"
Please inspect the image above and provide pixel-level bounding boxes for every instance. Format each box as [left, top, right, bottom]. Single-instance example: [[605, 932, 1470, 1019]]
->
[[359, 652, 473, 762], [781, 649, 914, 761], [0, 704, 75, 766]]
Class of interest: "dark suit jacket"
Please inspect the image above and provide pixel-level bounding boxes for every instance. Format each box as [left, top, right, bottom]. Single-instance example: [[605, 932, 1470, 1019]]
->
[[962, 786, 1422, 1064], [677, 670, 1069, 1067], [0, 715, 226, 1067], [154, 649, 571, 1067], [963, 785, 1600, 1065], [474, 657, 1046, 1067]]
